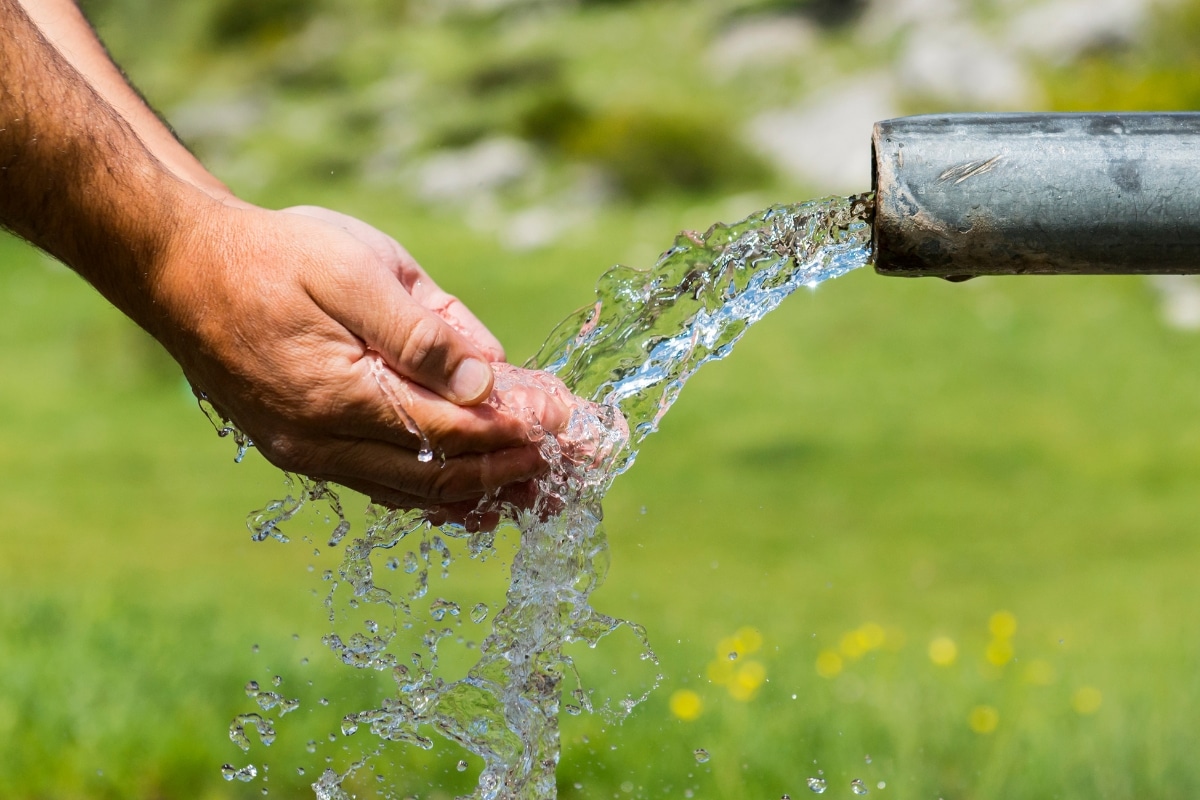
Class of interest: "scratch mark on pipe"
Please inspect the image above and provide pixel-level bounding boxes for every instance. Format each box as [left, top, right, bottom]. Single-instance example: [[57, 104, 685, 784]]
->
[[938, 155, 1004, 185]]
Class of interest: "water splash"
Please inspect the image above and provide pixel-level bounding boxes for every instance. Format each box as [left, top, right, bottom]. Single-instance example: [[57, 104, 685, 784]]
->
[[229, 195, 874, 798], [532, 194, 873, 474]]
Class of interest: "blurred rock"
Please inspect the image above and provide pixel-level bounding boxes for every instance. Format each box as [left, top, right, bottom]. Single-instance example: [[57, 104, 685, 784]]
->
[[1149, 275, 1200, 331], [410, 137, 537, 203], [500, 205, 578, 251], [744, 76, 899, 194], [895, 20, 1036, 108], [497, 168, 608, 251], [860, 0, 1038, 108], [170, 94, 266, 143], [1007, 0, 1158, 62], [860, 0, 968, 34], [706, 15, 817, 77]]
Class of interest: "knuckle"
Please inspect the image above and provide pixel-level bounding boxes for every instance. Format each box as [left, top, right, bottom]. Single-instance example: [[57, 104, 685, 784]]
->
[[258, 433, 318, 476], [398, 316, 451, 379], [421, 465, 476, 505]]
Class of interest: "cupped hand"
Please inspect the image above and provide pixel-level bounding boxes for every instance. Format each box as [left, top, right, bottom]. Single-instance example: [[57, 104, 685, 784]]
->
[[428, 363, 631, 531], [143, 199, 571, 509]]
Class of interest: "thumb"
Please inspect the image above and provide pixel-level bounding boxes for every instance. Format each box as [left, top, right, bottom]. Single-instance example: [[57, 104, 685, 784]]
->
[[308, 242, 495, 405], [373, 291, 496, 405]]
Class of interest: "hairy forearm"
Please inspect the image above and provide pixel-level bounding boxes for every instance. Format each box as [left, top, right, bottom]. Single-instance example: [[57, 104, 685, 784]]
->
[[17, 0, 231, 198], [0, 0, 193, 321]]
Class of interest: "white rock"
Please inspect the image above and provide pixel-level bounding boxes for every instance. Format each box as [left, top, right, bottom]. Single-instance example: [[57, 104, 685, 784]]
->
[[170, 94, 265, 142], [411, 137, 537, 203], [895, 20, 1036, 108], [859, 0, 969, 41], [744, 76, 900, 194], [1149, 275, 1200, 331], [706, 15, 818, 77], [1007, 0, 1155, 62]]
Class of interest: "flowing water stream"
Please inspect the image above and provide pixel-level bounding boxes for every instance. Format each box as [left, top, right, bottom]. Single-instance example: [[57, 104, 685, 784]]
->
[[226, 193, 874, 799]]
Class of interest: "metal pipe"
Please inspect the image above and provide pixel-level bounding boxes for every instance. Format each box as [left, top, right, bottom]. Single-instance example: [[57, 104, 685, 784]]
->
[[872, 113, 1200, 277]]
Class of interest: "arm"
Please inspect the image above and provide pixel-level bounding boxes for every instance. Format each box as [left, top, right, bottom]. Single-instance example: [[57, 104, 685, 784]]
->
[[17, 0, 232, 199], [1, 0, 567, 510]]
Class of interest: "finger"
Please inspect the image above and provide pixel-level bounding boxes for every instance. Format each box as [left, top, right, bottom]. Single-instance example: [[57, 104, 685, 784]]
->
[[307, 257, 496, 406], [311, 438, 548, 506], [327, 358, 573, 455], [409, 279, 506, 362]]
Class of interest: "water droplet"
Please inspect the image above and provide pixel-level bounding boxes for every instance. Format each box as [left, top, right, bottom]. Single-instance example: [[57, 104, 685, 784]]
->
[[341, 715, 359, 736], [851, 779, 869, 795], [693, 749, 710, 763], [244, 681, 260, 697], [864, 754, 872, 764], [385, 556, 400, 570], [806, 777, 827, 794], [877, 782, 886, 790], [728, 651, 738, 660], [251, 644, 259, 654], [272, 675, 282, 687], [782, 795, 792, 800], [470, 603, 489, 624], [305, 740, 317, 754], [456, 760, 468, 772], [417, 448, 434, 463], [221, 764, 258, 783], [365, 619, 378, 634], [296, 767, 306, 776], [403, 552, 419, 574]]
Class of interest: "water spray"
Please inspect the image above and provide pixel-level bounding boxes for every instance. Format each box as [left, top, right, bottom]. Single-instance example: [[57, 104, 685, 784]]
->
[[872, 113, 1200, 277]]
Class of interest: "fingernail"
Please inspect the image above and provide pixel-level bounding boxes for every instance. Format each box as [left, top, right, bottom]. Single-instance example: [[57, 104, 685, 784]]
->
[[449, 358, 493, 403]]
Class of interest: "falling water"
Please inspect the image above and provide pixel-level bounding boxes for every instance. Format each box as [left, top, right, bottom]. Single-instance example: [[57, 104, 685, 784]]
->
[[228, 194, 874, 799]]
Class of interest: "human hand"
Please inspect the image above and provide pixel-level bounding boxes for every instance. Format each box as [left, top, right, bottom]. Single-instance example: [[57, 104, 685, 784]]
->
[[143, 199, 571, 509], [428, 363, 630, 531]]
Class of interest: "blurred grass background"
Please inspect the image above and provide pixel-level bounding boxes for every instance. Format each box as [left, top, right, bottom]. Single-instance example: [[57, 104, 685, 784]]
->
[[5, 0, 1200, 797]]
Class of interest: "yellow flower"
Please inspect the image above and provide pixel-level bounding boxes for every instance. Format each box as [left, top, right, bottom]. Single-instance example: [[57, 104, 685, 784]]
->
[[706, 658, 733, 686], [815, 649, 843, 679], [728, 660, 766, 701], [969, 705, 1000, 734], [928, 636, 958, 666], [1072, 686, 1102, 715], [988, 611, 1017, 639], [985, 638, 1014, 667], [839, 623, 886, 661], [840, 630, 868, 661], [669, 690, 703, 721], [859, 623, 886, 650], [735, 626, 763, 654]]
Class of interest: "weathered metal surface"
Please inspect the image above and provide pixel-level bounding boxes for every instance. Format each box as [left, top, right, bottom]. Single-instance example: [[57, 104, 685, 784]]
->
[[872, 113, 1200, 276]]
